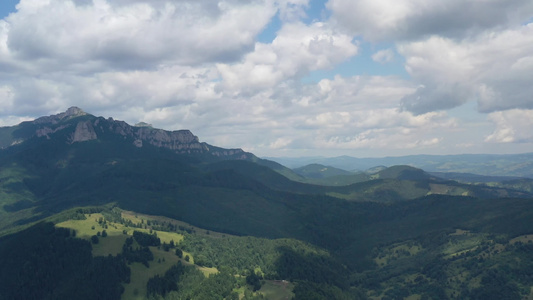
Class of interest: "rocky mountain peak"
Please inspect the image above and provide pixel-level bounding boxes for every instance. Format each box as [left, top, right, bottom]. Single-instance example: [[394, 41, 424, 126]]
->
[[33, 106, 87, 125], [64, 106, 86, 117]]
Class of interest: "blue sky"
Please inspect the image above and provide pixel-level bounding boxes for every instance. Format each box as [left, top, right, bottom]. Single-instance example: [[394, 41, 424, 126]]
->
[[0, 0, 18, 19], [0, 0, 532, 157]]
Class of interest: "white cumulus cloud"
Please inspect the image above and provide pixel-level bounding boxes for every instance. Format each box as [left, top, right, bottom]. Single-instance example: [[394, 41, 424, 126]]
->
[[486, 109, 533, 143], [399, 24, 533, 114], [217, 21, 358, 95]]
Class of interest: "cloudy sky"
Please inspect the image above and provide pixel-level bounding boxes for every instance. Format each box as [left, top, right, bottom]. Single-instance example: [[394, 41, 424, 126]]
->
[[1, 0, 533, 157]]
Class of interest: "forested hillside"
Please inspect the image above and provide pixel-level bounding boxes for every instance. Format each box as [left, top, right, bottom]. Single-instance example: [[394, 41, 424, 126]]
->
[[1, 109, 533, 299]]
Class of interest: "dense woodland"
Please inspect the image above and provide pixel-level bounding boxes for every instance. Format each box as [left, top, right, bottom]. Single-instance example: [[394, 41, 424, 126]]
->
[[0, 222, 130, 300]]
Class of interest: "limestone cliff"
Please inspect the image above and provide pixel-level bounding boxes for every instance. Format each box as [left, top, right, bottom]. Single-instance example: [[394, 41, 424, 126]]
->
[[134, 127, 208, 153], [6, 107, 251, 159], [70, 121, 97, 143]]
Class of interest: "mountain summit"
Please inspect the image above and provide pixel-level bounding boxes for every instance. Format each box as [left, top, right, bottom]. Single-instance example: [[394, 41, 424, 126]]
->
[[33, 106, 87, 125], [0, 107, 251, 159]]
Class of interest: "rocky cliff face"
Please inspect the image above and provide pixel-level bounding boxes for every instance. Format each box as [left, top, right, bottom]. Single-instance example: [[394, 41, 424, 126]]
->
[[135, 127, 207, 152], [101, 117, 210, 154], [5, 107, 250, 159], [71, 121, 98, 143]]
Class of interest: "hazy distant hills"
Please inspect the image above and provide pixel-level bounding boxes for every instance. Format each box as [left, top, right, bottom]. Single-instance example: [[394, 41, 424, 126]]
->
[[265, 153, 533, 178], [293, 164, 353, 178]]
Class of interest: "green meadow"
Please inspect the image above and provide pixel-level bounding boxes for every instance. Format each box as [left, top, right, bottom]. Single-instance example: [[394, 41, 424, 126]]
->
[[56, 212, 198, 299], [258, 280, 295, 300]]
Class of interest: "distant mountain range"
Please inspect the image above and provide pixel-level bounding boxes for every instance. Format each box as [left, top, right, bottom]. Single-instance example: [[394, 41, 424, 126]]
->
[[265, 153, 533, 178]]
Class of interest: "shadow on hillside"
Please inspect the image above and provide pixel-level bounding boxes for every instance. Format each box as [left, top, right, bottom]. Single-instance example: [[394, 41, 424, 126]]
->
[[274, 246, 348, 288]]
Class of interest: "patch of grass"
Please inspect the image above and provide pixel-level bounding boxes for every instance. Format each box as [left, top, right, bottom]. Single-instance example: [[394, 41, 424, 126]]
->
[[442, 235, 483, 257], [258, 280, 294, 300], [374, 242, 422, 267], [198, 266, 218, 277], [93, 235, 129, 256], [121, 210, 234, 239], [57, 213, 134, 256], [57, 213, 184, 257], [450, 229, 472, 236], [156, 231, 184, 244], [428, 183, 469, 196], [510, 234, 533, 245], [122, 246, 184, 300], [56, 213, 105, 238]]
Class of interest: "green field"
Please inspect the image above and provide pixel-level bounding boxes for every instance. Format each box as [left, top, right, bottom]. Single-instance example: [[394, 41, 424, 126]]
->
[[123, 248, 187, 300], [56, 212, 185, 255], [258, 280, 295, 300], [56, 212, 203, 300]]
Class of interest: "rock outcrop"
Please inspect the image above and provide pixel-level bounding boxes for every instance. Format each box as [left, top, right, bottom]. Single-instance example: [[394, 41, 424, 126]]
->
[[36, 125, 70, 139], [135, 127, 209, 153], [34, 107, 87, 125], [70, 121, 97, 143]]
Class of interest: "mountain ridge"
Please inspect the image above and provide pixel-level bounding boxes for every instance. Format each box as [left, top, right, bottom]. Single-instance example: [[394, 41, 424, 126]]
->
[[1, 107, 251, 160]]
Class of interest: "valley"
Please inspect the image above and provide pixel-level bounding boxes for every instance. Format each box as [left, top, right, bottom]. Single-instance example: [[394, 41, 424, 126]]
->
[[1, 108, 533, 299]]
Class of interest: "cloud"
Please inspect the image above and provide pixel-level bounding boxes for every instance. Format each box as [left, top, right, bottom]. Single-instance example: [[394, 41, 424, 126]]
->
[[327, 0, 533, 41], [269, 137, 293, 149], [485, 109, 533, 143], [308, 108, 455, 151], [102, 72, 455, 156], [372, 49, 394, 64], [399, 24, 533, 114], [213, 75, 457, 155], [3, 0, 280, 71], [0, 0, 315, 115], [0, 85, 14, 110], [216, 21, 358, 95], [1, 0, 532, 157]]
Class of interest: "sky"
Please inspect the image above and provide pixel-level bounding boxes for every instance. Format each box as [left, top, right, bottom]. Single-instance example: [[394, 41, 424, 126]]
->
[[1, 0, 533, 158]]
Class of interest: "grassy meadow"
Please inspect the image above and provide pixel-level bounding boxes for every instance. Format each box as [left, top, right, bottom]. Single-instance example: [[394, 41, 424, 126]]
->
[[55, 210, 294, 299], [56, 212, 199, 299], [259, 280, 295, 300]]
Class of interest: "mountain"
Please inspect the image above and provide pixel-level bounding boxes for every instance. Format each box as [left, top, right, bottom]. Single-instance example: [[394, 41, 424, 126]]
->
[[2, 108, 533, 299], [1, 108, 532, 235], [0, 107, 530, 231], [266, 153, 533, 178], [0, 106, 251, 160]]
